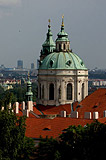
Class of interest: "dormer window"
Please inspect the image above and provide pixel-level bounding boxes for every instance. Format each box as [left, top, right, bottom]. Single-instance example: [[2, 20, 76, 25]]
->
[[50, 60, 54, 67], [81, 61, 83, 66], [66, 60, 71, 66], [43, 128, 51, 131]]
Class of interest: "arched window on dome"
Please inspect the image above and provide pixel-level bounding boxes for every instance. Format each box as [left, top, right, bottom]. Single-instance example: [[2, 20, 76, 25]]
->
[[42, 85, 44, 99], [67, 83, 72, 100], [82, 83, 84, 100], [49, 83, 54, 100]]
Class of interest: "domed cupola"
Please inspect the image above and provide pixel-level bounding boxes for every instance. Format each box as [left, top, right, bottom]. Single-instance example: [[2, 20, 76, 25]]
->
[[38, 17, 88, 106], [40, 19, 55, 61], [56, 15, 70, 52]]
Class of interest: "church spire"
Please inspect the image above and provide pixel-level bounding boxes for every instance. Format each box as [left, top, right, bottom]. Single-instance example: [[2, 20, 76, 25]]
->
[[61, 15, 64, 31], [40, 19, 55, 60], [26, 72, 33, 102], [56, 15, 70, 52]]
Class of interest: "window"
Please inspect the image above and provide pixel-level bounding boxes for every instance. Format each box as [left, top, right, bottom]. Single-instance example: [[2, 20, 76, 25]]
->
[[59, 44, 61, 51], [67, 83, 72, 100], [50, 60, 54, 67], [66, 60, 71, 66], [82, 83, 84, 99], [64, 44, 66, 50], [49, 83, 54, 100]]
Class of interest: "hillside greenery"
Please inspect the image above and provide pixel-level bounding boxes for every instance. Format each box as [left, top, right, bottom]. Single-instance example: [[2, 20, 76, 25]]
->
[[0, 82, 37, 104]]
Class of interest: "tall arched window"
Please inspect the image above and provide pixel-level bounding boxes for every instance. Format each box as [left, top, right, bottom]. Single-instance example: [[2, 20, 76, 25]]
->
[[42, 85, 44, 99], [49, 83, 54, 100], [67, 83, 72, 100], [82, 83, 84, 100], [64, 44, 66, 50], [59, 44, 61, 51]]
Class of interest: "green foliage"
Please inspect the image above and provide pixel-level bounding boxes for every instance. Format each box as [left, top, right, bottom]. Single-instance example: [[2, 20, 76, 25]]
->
[[0, 82, 37, 104], [35, 137, 61, 160], [35, 121, 106, 160], [0, 109, 34, 160]]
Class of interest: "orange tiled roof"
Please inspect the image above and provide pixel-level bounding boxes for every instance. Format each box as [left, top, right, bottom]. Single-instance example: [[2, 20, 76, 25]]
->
[[25, 117, 93, 138], [77, 88, 106, 118], [33, 105, 43, 115], [37, 104, 71, 115]]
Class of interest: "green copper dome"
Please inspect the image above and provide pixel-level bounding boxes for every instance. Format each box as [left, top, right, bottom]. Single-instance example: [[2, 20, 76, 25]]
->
[[39, 52, 87, 70]]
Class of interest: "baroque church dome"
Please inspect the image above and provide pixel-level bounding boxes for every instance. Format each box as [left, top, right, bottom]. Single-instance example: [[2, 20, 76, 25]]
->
[[39, 17, 87, 70], [38, 17, 88, 106], [39, 52, 87, 70]]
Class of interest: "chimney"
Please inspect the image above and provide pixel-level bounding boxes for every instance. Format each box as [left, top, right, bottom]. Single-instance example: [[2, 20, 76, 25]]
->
[[60, 111, 66, 117], [71, 111, 78, 118], [93, 112, 99, 119], [84, 112, 92, 119], [15, 102, 19, 114], [103, 110, 106, 118], [23, 110, 29, 117], [22, 101, 25, 110], [27, 101, 33, 111]]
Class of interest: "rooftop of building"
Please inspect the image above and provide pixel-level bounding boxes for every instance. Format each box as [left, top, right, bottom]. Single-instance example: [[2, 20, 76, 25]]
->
[[75, 88, 106, 118], [25, 117, 93, 139], [15, 88, 106, 139]]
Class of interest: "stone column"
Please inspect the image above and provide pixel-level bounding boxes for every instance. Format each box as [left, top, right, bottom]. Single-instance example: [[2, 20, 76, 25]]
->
[[61, 80, 65, 104]]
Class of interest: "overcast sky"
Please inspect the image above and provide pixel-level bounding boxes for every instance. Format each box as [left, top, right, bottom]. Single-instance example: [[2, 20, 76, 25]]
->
[[0, 0, 106, 69]]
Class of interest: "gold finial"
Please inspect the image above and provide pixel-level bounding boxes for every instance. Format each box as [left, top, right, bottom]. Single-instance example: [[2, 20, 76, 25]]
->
[[48, 19, 51, 28], [61, 15, 64, 27]]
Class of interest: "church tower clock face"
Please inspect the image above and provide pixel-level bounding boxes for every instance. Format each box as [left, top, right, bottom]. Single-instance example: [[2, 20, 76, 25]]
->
[[38, 17, 88, 106]]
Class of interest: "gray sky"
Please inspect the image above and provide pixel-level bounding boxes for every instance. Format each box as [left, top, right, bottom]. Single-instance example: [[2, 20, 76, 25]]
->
[[0, 0, 106, 69]]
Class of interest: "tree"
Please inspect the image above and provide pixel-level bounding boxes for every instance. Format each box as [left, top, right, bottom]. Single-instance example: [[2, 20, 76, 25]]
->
[[35, 121, 106, 160], [0, 106, 34, 159], [35, 137, 61, 160]]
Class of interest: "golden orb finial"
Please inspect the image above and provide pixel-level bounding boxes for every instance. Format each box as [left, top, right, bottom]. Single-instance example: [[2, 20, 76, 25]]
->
[[61, 14, 64, 27], [48, 19, 51, 28]]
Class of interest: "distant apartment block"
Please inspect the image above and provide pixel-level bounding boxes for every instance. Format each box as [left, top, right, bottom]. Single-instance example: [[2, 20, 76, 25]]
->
[[31, 63, 35, 70], [89, 79, 106, 86], [17, 60, 23, 69]]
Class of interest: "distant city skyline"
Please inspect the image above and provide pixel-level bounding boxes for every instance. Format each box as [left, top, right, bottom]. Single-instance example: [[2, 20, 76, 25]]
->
[[0, 0, 106, 69]]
